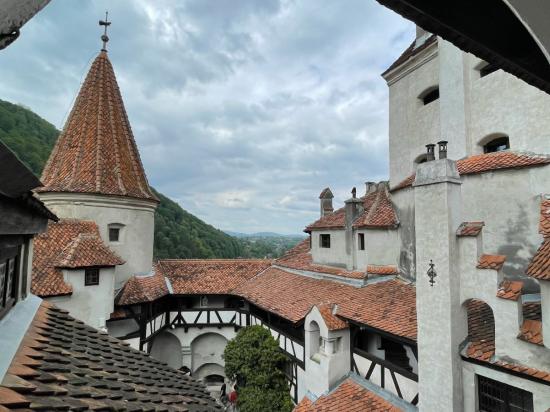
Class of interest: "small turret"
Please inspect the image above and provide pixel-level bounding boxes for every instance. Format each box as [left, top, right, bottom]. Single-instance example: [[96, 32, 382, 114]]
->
[[319, 187, 334, 217]]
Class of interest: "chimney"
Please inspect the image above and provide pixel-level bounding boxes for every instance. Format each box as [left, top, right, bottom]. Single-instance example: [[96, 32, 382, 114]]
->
[[344, 187, 364, 270], [426, 143, 436, 161], [365, 181, 377, 195], [438, 140, 448, 159], [319, 188, 334, 217]]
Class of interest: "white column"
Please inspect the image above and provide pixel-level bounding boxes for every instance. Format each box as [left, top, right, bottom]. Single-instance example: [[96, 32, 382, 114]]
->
[[414, 158, 466, 412]]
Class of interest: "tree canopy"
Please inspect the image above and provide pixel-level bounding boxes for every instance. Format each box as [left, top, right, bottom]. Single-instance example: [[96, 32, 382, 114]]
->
[[224, 325, 293, 412]]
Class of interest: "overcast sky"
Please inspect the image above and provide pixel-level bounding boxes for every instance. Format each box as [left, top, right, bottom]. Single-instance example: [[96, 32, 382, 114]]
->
[[0, 0, 414, 234]]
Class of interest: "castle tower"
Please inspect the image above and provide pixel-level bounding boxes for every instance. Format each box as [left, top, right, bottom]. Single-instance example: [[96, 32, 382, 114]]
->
[[37, 27, 158, 288]]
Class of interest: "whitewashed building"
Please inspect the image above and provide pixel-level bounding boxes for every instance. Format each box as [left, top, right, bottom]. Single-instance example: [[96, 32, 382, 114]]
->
[[26, 25, 550, 412]]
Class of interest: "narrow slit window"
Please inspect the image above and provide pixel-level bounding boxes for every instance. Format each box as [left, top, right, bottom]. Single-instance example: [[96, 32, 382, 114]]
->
[[358, 233, 365, 250], [419, 87, 439, 105], [320, 234, 331, 248]]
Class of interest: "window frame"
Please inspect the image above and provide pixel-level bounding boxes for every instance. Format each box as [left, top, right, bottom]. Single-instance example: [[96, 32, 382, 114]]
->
[[0, 246, 20, 321], [107, 223, 124, 243], [84, 267, 100, 286], [319, 234, 331, 249], [108, 227, 120, 242], [477, 375, 533, 412]]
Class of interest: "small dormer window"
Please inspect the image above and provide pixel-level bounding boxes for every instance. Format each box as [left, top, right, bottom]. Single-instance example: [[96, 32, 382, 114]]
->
[[419, 86, 439, 105], [483, 136, 510, 153], [85, 268, 100, 286], [320, 234, 331, 248]]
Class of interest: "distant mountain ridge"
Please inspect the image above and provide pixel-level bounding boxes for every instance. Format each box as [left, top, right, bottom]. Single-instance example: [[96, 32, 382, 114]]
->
[[0, 99, 302, 259], [225, 231, 306, 238]]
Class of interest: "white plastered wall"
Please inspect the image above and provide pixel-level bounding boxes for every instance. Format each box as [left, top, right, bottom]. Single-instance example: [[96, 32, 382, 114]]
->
[[364, 229, 399, 267], [303, 307, 350, 397], [46, 266, 115, 329], [310, 230, 348, 268], [39, 192, 156, 287]]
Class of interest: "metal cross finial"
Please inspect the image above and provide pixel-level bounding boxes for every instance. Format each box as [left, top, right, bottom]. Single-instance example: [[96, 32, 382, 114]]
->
[[351, 187, 357, 198], [427, 260, 437, 287], [99, 11, 111, 52]]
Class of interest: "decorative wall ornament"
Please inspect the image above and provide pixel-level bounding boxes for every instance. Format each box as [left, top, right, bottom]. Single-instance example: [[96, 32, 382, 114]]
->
[[427, 260, 437, 286]]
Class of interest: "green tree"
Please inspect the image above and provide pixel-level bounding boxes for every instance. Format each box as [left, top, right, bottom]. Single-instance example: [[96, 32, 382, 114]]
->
[[224, 325, 293, 412]]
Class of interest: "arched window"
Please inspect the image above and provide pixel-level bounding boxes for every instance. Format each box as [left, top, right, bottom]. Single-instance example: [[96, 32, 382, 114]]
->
[[418, 86, 439, 105], [308, 320, 321, 362], [482, 136, 510, 153]]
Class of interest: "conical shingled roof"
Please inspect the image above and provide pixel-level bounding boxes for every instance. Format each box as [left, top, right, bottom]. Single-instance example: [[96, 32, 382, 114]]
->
[[37, 51, 158, 202]]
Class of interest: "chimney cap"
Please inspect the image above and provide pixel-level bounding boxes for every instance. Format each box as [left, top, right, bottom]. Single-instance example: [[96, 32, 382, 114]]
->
[[319, 187, 334, 199]]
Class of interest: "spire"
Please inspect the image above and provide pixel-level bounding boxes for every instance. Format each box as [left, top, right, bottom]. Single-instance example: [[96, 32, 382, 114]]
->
[[38, 51, 158, 203], [99, 11, 111, 52]]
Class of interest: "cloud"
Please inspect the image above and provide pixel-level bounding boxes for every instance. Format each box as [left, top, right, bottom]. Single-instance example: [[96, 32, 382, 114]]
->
[[0, 0, 414, 234]]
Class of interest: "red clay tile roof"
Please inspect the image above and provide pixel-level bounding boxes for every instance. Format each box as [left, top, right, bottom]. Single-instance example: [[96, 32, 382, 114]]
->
[[466, 299, 495, 362], [465, 299, 550, 383], [116, 272, 169, 306], [526, 239, 550, 280], [382, 35, 437, 77], [294, 378, 402, 412], [477, 254, 506, 270], [367, 265, 399, 276], [117, 259, 272, 305], [32, 219, 122, 297], [391, 151, 550, 192], [0, 301, 220, 411], [540, 197, 550, 237], [496, 280, 523, 301], [54, 233, 124, 268], [306, 183, 398, 232], [37, 52, 158, 202], [457, 221, 484, 237], [275, 240, 367, 280], [523, 301, 542, 321], [316, 303, 348, 331], [235, 267, 417, 341], [517, 319, 543, 346]]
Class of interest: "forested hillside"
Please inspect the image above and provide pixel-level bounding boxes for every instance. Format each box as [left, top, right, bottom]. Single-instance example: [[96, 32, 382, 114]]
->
[[0, 99, 282, 259]]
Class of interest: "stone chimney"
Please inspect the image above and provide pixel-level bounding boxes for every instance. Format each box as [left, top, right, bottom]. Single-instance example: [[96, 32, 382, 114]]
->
[[344, 187, 363, 269], [413, 156, 464, 411], [319, 188, 334, 217], [365, 181, 377, 195], [426, 143, 436, 161], [438, 140, 448, 159]]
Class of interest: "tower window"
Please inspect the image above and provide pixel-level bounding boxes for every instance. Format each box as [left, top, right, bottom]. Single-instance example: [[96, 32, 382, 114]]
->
[[483, 136, 510, 153], [419, 87, 439, 105], [85, 268, 100, 286], [358, 233, 365, 250], [109, 227, 120, 242], [477, 375, 533, 412], [479, 62, 500, 78], [320, 234, 331, 248]]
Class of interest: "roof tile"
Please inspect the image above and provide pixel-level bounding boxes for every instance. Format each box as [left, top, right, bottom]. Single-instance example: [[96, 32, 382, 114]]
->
[[391, 151, 550, 192], [0, 302, 220, 411], [457, 221, 484, 237], [32, 219, 122, 297], [517, 320, 543, 346], [316, 303, 348, 331], [37, 52, 157, 202], [496, 280, 523, 301], [477, 254, 506, 270], [294, 378, 402, 411]]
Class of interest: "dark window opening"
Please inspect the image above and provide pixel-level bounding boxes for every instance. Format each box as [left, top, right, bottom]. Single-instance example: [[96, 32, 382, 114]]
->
[[420, 87, 439, 105], [478, 375, 533, 412], [380, 338, 412, 372], [84, 268, 100, 286], [320, 234, 331, 248], [479, 63, 500, 78], [358, 233, 365, 250], [109, 227, 120, 242], [484, 136, 510, 153], [0, 252, 18, 321]]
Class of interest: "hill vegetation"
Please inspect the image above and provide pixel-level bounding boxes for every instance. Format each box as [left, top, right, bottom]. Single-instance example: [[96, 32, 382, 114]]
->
[[0, 99, 301, 259]]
